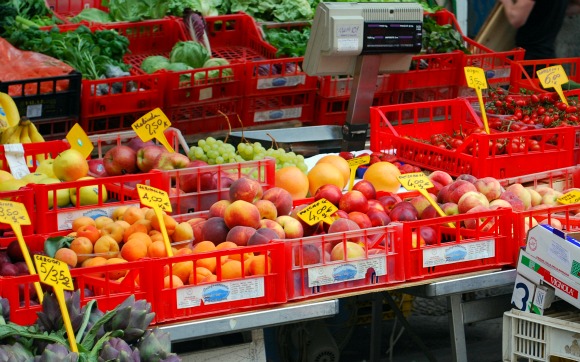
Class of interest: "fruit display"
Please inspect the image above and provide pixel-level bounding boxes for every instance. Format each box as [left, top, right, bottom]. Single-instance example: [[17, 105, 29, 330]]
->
[[0, 92, 20, 128], [0, 291, 181, 360]]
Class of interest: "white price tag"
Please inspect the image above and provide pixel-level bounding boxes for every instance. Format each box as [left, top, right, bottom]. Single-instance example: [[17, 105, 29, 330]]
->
[[4, 144, 30, 179]]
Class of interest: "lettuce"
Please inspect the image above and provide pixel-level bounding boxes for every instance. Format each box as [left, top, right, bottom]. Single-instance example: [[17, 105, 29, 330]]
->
[[70, 8, 113, 23], [169, 41, 210, 68], [108, 0, 169, 22], [228, 0, 313, 22], [141, 55, 171, 73]]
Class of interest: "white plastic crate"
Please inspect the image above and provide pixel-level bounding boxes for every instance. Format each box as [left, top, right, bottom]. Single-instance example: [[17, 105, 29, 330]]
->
[[503, 309, 580, 361]]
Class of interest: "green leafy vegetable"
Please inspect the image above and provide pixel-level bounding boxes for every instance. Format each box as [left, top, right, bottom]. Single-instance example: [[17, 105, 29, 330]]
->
[[422, 16, 469, 54], [141, 55, 171, 73], [70, 8, 113, 23], [167, 0, 221, 16], [264, 27, 311, 58], [108, 0, 169, 22], [227, 0, 313, 22], [0, 0, 60, 38], [169, 41, 211, 68], [44, 236, 74, 258]]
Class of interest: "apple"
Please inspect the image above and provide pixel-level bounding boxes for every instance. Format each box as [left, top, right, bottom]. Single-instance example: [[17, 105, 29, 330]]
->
[[330, 241, 365, 261], [505, 183, 532, 210], [199, 217, 229, 245], [275, 215, 304, 239], [53, 149, 89, 182], [367, 199, 386, 214], [38, 177, 70, 208], [208, 200, 231, 218], [35, 158, 56, 178], [254, 199, 278, 220], [126, 136, 154, 152], [313, 184, 343, 207], [261, 187, 293, 216], [229, 177, 263, 203], [153, 152, 190, 170], [420, 226, 438, 245], [224, 200, 261, 229], [69, 177, 107, 206], [339, 190, 369, 214], [474, 177, 502, 202], [136, 145, 167, 172], [259, 219, 286, 239], [376, 194, 402, 212], [366, 208, 391, 227], [247, 228, 279, 246], [389, 201, 418, 221], [21, 172, 49, 184], [88, 159, 107, 177], [178, 160, 216, 193], [103, 145, 137, 176], [448, 180, 477, 204], [457, 191, 490, 214], [352, 180, 377, 201], [226, 225, 257, 247], [348, 211, 372, 229]]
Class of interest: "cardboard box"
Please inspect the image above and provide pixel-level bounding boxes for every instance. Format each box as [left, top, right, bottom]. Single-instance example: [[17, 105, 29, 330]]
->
[[525, 224, 580, 285], [516, 248, 580, 309], [511, 273, 537, 312], [532, 284, 555, 315]]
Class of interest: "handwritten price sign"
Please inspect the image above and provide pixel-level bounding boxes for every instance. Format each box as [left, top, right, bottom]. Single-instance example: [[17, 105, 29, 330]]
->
[[558, 190, 580, 205], [464, 66, 490, 134], [537, 65, 569, 105], [297, 198, 338, 226], [0, 200, 30, 225], [132, 108, 174, 153], [347, 154, 370, 191], [137, 184, 173, 257], [397, 172, 433, 191]]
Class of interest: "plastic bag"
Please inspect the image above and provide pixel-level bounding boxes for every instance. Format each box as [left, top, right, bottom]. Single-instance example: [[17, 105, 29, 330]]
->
[[0, 38, 74, 96]]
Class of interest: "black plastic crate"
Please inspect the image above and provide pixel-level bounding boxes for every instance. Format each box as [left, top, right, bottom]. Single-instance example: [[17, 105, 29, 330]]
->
[[0, 71, 81, 121]]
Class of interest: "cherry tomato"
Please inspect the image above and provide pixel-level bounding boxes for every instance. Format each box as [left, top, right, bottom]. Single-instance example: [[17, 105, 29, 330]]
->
[[531, 94, 540, 103], [566, 106, 578, 113]]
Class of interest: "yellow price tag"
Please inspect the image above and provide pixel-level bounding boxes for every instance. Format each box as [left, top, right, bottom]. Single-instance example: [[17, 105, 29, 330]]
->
[[297, 198, 338, 226], [66, 123, 94, 159], [464, 66, 490, 134], [397, 173, 454, 227], [537, 65, 569, 105], [137, 184, 173, 257], [132, 108, 174, 153], [347, 155, 370, 191], [558, 190, 580, 205], [34, 254, 78, 352]]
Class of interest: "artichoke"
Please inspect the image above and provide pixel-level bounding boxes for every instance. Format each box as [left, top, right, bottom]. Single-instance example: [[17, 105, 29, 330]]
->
[[33, 343, 79, 362], [104, 296, 154, 344], [36, 291, 81, 333], [98, 337, 141, 362], [0, 342, 34, 362], [135, 328, 179, 362]]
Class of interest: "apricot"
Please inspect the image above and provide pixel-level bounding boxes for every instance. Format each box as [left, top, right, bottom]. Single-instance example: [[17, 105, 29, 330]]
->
[[54, 248, 78, 268], [220, 259, 243, 280], [123, 206, 145, 225], [148, 240, 168, 258], [69, 236, 93, 263], [93, 235, 120, 258], [189, 266, 213, 285], [72, 216, 96, 232], [164, 274, 184, 289], [105, 258, 128, 280], [76, 224, 100, 244], [172, 261, 193, 284], [120, 238, 148, 262]]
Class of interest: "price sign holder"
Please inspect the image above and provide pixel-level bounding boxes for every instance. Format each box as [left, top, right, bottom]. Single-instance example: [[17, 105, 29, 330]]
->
[[347, 154, 370, 191], [397, 172, 455, 228], [34, 254, 77, 352], [297, 198, 338, 226], [558, 189, 580, 205], [537, 65, 569, 105], [464, 66, 490, 134], [132, 108, 174, 153], [137, 184, 173, 257], [66, 123, 94, 159], [0, 201, 44, 301]]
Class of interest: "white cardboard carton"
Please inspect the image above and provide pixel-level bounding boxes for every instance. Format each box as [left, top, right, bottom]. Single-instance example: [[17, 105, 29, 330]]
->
[[516, 248, 580, 309], [525, 224, 580, 285], [511, 273, 536, 313]]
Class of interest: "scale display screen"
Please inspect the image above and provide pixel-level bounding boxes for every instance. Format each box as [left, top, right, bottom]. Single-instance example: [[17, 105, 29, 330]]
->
[[361, 21, 422, 54]]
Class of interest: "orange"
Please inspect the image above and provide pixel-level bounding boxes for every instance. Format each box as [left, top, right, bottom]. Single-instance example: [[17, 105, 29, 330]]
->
[[220, 259, 243, 280], [120, 238, 148, 262], [363, 161, 402, 193], [275, 166, 309, 200], [307, 162, 344, 196], [317, 155, 351, 188], [72, 216, 96, 232]]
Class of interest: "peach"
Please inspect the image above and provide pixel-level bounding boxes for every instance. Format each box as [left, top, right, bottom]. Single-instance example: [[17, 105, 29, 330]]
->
[[69, 237, 93, 263], [247, 228, 279, 246], [473, 177, 502, 202], [93, 235, 120, 258], [54, 248, 78, 268], [457, 191, 490, 214], [409, 193, 437, 216], [275, 215, 303, 239], [229, 177, 263, 203], [259, 219, 285, 239], [254, 199, 278, 220], [528, 188, 542, 207], [224, 200, 261, 229], [463, 206, 494, 231], [506, 183, 532, 210], [72, 216, 96, 232], [499, 191, 525, 211], [208, 200, 231, 218], [447, 180, 478, 204], [293, 244, 321, 266], [261, 187, 293, 216], [199, 217, 229, 245], [226, 225, 257, 247], [330, 241, 365, 261]]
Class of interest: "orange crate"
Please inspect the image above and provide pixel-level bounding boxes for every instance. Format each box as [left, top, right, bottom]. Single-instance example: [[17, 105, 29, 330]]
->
[[282, 225, 404, 301], [146, 241, 286, 324], [0, 234, 153, 326], [242, 91, 316, 126], [370, 98, 576, 178], [510, 57, 580, 94], [162, 158, 276, 215], [32, 171, 165, 233], [397, 207, 516, 282]]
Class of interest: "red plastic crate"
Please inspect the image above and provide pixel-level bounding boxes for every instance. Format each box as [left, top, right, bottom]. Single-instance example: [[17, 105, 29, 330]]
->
[[370, 98, 576, 178], [46, 0, 108, 22], [510, 57, 580, 94], [397, 207, 515, 282], [162, 158, 276, 215], [34, 117, 78, 140], [0, 234, 153, 325], [242, 91, 316, 126], [282, 225, 404, 301], [0, 140, 68, 173], [314, 94, 385, 126], [147, 241, 286, 324], [164, 96, 243, 134], [32, 171, 165, 233], [81, 111, 143, 136]]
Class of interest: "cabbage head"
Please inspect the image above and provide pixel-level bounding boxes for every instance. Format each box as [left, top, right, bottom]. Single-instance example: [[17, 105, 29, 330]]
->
[[169, 41, 211, 69], [202, 58, 233, 78], [71, 8, 113, 23], [165, 62, 194, 72], [141, 56, 171, 74]]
